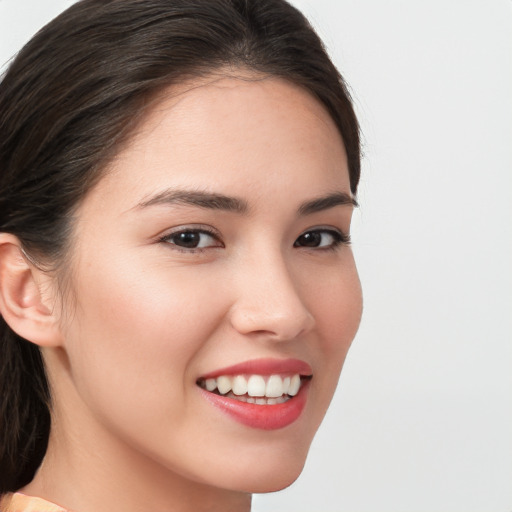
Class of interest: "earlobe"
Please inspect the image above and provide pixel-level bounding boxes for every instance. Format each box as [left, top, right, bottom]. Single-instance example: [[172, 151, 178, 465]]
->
[[0, 233, 63, 347]]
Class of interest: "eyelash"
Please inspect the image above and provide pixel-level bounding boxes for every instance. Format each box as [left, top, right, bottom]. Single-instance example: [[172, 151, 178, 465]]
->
[[159, 227, 350, 253]]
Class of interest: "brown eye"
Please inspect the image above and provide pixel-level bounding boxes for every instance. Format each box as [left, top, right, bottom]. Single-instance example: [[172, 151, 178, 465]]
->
[[294, 229, 348, 249], [162, 229, 221, 250], [173, 232, 202, 248], [295, 231, 322, 247]]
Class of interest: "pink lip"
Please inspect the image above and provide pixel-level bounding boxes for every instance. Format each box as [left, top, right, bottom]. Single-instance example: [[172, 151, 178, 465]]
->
[[197, 358, 312, 430], [199, 358, 312, 379], [198, 378, 310, 430]]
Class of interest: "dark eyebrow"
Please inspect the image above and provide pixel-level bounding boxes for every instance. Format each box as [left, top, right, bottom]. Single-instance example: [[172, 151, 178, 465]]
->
[[137, 189, 248, 214], [298, 192, 358, 215], [136, 189, 356, 216]]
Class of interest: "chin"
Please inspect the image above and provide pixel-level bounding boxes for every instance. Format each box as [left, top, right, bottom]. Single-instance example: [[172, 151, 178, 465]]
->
[[246, 469, 304, 494], [236, 470, 304, 494], [222, 449, 309, 494]]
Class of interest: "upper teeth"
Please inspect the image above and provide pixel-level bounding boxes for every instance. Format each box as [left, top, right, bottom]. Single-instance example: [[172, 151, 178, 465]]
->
[[202, 374, 302, 398]]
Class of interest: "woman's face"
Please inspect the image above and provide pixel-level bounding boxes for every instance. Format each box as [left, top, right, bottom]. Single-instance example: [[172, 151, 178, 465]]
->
[[52, 76, 362, 493]]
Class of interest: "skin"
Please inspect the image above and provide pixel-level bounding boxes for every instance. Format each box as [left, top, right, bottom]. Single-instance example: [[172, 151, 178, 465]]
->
[[21, 76, 363, 512]]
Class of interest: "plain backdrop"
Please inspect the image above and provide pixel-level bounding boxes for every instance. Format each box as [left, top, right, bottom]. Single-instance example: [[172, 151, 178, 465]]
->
[[1, 1, 511, 511]]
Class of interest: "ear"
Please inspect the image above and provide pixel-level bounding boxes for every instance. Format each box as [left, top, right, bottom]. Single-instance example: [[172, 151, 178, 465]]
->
[[0, 233, 63, 347]]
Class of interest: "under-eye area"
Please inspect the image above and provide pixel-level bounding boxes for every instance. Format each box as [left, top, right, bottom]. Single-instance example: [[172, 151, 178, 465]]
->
[[197, 374, 313, 405]]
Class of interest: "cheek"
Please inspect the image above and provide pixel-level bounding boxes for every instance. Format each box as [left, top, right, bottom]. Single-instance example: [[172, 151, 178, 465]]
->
[[307, 254, 363, 353], [304, 256, 362, 412], [325, 270, 362, 351], [61, 255, 225, 427]]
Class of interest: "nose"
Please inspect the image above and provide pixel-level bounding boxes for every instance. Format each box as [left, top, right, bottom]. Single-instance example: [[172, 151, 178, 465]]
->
[[228, 252, 315, 342]]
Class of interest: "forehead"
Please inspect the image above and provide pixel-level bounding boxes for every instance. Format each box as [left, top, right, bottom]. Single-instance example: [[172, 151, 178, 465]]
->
[[88, 75, 350, 211]]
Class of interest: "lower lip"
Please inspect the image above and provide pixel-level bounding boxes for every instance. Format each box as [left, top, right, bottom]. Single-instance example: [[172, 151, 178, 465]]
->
[[198, 380, 310, 430]]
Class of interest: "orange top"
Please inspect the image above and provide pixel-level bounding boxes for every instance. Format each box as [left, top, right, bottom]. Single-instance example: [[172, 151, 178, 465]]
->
[[0, 493, 70, 512]]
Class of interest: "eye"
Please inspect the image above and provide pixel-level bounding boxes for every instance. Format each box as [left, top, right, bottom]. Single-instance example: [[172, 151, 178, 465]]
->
[[294, 229, 349, 249], [160, 228, 222, 251]]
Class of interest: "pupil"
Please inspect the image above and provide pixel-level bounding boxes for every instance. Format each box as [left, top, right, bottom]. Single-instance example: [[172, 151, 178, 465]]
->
[[176, 232, 200, 248], [299, 232, 321, 247]]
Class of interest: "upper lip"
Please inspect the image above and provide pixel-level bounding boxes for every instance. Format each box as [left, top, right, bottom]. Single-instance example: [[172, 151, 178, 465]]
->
[[199, 358, 312, 380]]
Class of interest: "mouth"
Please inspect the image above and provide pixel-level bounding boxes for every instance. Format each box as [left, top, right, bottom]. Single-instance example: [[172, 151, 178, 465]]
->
[[196, 358, 312, 430], [197, 373, 310, 405]]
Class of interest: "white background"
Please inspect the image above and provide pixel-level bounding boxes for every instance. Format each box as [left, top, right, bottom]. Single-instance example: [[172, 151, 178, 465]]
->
[[1, 1, 511, 511]]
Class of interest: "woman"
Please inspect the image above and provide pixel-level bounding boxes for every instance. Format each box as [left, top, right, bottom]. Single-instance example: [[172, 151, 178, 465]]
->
[[0, 1, 362, 511]]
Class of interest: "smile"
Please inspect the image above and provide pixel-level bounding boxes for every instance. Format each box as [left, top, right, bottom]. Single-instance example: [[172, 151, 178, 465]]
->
[[197, 373, 306, 405], [197, 359, 312, 429]]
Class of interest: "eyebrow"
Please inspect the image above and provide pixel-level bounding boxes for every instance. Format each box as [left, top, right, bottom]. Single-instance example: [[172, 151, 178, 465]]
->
[[137, 189, 357, 215], [137, 189, 248, 213], [298, 192, 358, 215]]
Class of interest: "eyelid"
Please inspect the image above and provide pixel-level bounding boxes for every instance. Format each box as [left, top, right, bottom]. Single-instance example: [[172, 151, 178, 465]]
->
[[157, 223, 220, 237]]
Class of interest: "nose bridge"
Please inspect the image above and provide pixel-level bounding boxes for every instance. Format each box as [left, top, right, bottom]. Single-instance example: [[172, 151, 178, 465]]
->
[[229, 246, 315, 340]]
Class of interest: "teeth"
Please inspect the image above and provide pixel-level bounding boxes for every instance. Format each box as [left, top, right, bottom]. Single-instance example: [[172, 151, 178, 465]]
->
[[199, 373, 306, 400], [232, 375, 248, 396], [265, 375, 283, 397], [205, 378, 217, 392], [218, 391, 292, 405], [217, 376, 232, 395], [282, 376, 291, 395], [288, 374, 301, 396], [247, 375, 266, 397]]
